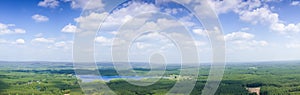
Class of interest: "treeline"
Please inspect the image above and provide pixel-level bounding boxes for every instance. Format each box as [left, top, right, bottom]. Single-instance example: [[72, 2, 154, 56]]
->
[[6, 69, 120, 76]]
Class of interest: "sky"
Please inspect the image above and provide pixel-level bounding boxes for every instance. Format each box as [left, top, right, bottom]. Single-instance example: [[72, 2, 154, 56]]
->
[[0, 0, 300, 62]]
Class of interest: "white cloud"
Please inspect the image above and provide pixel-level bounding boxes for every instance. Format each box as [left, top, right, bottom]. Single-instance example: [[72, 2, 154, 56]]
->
[[95, 36, 127, 47], [239, 7, 278, 25], [0, 23, 12, 29], [231, 40, 268, 49], [193, 0, 263, 17], [225, 32, 268, 49], [178, 0, 193, 4], [0, 38, 25, 45], [61, 23, 77, 33], [32, 14, 49, 22], [164, 8, 183, 15], [193, 1, 217, 18], [14, 29, 26, 34], [225, 32, 254, 41], [15, 39, 25, 44], [34, 33, 43, 37], [75, 2, 160, 62], [64, 0, 104, 10], [101, 2, 158, 29], [75, 12, 109, 32], [211, 0, 284, 15], [79, 1, 210, 62], [38, 0, 59, 8], [193, 28, 207, 36], [95, 36, 112, 46], [54, 41, 66, 47], [0, 39, 9, 44], [74, 2, 158, 33], [31, 38, 73, 50], [194, 41, 207, 47], [209, 0, 243, 14], [157, 18, 182, 29], [238, 6, 300, 34], [0, 23, 26, 35], [270, 23, 300, 34], [291, 1, 300, 6], [241, 27, 250, 31], [178, 15, 195, 27], [135, 42, 151, 49], [31, 38, 55, 43], [264, 0, 282, 2], [110, 31, 118, 35], [206, 0, 300, 34], [53, 41, 73, 49]]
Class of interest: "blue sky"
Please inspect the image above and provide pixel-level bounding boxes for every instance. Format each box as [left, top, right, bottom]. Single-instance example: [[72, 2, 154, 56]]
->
[[0, 0, 300, 62]]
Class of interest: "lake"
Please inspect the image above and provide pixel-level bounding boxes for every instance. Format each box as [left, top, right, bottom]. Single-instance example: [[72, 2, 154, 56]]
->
[[78, 75, 151, 82]]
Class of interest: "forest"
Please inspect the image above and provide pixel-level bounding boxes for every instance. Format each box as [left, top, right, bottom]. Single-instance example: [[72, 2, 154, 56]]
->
[[0, 61, 300, 95]]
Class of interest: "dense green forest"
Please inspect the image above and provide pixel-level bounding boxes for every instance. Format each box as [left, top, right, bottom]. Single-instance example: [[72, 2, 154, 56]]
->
[[0, 61, 300, 95]]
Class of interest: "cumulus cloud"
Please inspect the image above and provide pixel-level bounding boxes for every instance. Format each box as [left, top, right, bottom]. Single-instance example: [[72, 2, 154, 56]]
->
[[38, 0, 59, 8], [207, 0, 277, 15], [0, 23, 26, 35], [73, 2, 158, 63], [54, 41, 66, 47], [75, 12, 109, 32], [225, 32, 254, 41], [239, 7, 300, 34], [95, 36, 112, 46], [74, 1, 216, 62], [31, 38, 55, 43], [291, 1, 300, 6], [270, 23, 300, 34], [14, 29, 26, 34], [209, 0, 243, 14], [208, 0, 300, 34], [189, 0, 300, 34], [194, 41, 207, 47], [15, 39, 25, 44], [31, 38, 72, 49], [53, 41, 73, 49], [61, 23, 77, 33], [91, 1, 205, 50], [34, 33, 43, 37], [32, 14, 49, 22], [74, 1, 158, 33], [193, 28, 207, 36], [164, 8, 184, 15], [225, 31, 268, 49], [103, 2, 158, 28], [0, 39, 9, 44], [64, 0, 105, 10], [239, 7, 278, 24], [0, 38, 25, 45], [157, 18, 183, 29], [241, 27, 250, 31], [190, 0, 262, 18], [134, 42, 152, 49]]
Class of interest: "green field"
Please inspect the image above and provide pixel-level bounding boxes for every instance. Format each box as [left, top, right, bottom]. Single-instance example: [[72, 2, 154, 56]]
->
[[0, 61, 300, 95]]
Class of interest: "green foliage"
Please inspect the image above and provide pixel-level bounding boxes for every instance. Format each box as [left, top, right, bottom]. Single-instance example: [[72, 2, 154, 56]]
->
[[1, 61, 300, 94]]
